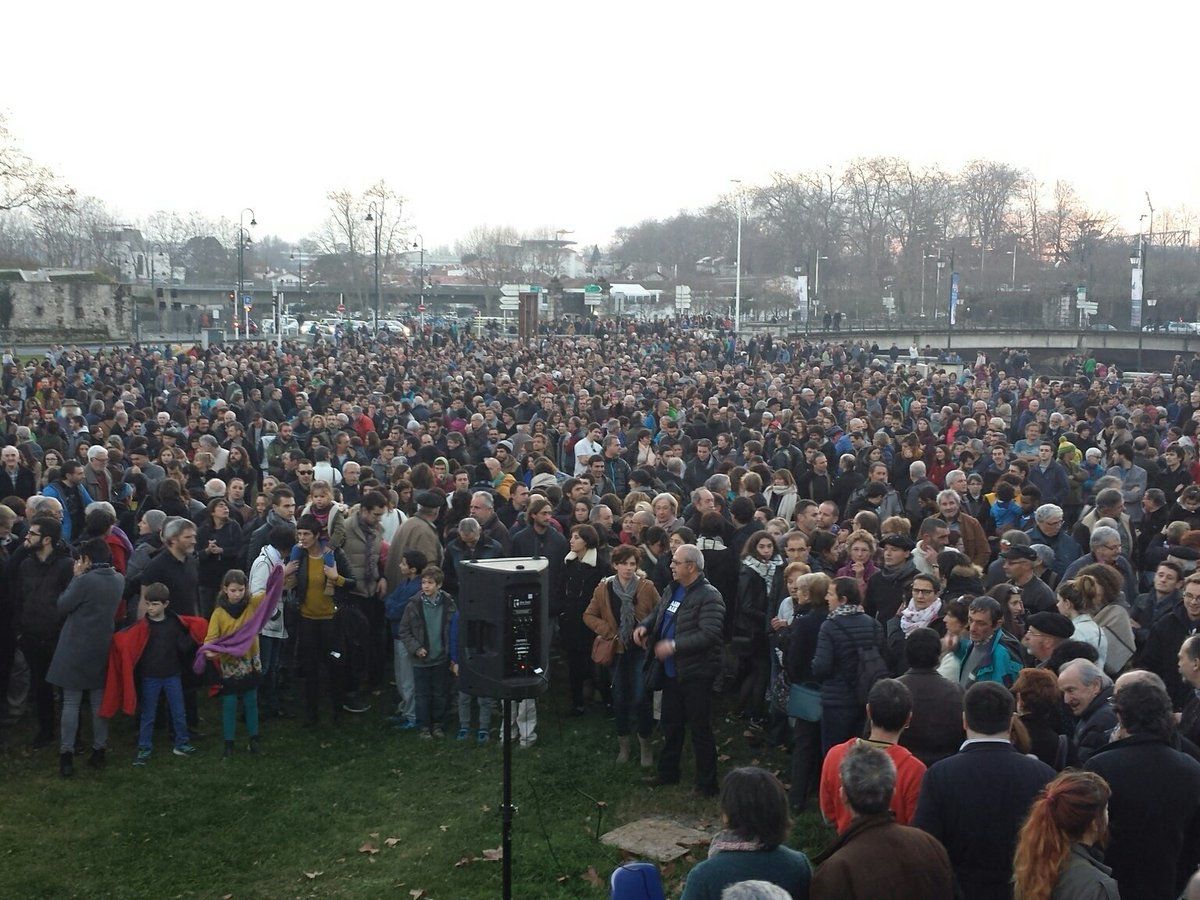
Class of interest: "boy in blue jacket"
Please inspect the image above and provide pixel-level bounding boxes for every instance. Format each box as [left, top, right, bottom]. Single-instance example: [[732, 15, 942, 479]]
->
[[384, 550, 426, 729]]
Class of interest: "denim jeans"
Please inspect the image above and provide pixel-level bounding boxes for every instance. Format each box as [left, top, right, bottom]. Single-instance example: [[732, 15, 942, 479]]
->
[[259, 635, 282, 714], [611, 645, 653, 738], [60, 688, 107, 753], [138, 675, 189, 750], [820, 704, 865, 756], [393, 639, 415, 723], [457, 691, 493, 731], [412, 663, 449, 730]]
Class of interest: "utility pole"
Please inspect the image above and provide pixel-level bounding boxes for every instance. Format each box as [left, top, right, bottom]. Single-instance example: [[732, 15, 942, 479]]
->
[[731, 179, 743, 336]]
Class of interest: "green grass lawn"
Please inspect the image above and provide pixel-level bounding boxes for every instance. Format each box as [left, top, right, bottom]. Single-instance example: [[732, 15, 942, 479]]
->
[[0, 681, 831, 899]]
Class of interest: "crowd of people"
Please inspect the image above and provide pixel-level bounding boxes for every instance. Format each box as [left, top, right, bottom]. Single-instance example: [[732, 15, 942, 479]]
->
[[3, 319, 1200, 898]]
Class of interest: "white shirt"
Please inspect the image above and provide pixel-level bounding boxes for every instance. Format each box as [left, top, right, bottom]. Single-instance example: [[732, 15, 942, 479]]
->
[[574, 437, 602, 475]]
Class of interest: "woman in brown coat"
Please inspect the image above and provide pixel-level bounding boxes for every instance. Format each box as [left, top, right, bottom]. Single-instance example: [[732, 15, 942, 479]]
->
[[583, 543, 659, 766]]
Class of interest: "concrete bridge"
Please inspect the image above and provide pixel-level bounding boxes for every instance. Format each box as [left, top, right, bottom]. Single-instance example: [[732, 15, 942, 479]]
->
[[740, 323, 1199, 367]]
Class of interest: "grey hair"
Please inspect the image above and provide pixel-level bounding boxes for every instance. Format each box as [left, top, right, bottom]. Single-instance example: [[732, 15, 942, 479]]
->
[[27, 495, 61, 516], [674, 543, 705, 570], [1035, 504, 1064, 523], [86, 444, 108, 460], [691, 487, 713, 506], [1030, 544, 1056, 570], [720, 882, 792, 900], [1060, 658, 1112, 690], [162, 517, 196, 543], [1089, 525, 1121, 550], [1095, 487, 1124, 509], [470, 490, 494, 510], [944, 469, 967, 489], [205, 478, 227, 498], [198, 435, 219, 448], [706, 473, 731, 494], [839, 743, 896, 816], [909, 460, 926, 479], [85, 501, 116, 518], [936, 489, 960, 507], [652, 493, 678, 513], [457, 516, 481, 538], [666, 457, 684, 476]]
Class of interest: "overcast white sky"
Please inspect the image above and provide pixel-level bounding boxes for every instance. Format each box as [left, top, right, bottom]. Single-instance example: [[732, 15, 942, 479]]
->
[[6, 1, 1199, 251]]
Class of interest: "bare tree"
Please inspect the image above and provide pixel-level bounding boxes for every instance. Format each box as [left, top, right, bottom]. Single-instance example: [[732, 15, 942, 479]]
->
[[959, 160, 1025, 254], [0, 114, 60, 212], [455, 224, 522, 286]]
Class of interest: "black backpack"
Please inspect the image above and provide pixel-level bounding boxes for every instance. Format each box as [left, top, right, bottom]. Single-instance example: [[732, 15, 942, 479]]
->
[[835, 617, 890, 705]]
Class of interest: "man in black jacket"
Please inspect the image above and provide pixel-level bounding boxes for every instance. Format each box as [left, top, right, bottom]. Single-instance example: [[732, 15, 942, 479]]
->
[[634, 543, 725, 796], [14, 516, 75, 747], [913, 681, 1055, 900], [1086, 678, 1200, 900]]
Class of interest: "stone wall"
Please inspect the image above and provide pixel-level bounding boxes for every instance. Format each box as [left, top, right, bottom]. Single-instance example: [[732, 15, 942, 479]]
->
[[3, 281, 132, 343]]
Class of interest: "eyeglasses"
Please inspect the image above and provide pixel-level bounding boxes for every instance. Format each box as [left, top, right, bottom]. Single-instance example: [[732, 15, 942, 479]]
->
[[25, 531, 42, 539], [298, 469, 314, 476], [911, 588, 936, 595]]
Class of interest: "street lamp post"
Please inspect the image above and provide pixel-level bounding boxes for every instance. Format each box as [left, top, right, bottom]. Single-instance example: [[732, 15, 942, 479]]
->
[[289, 248, 304, 323], [920, 251, 937, 320], [237, 207, 256, 340], [143, 242, 161, 344], [731, 179, 743, 336], [814, 254, 828, 327], [364, 203, 382, 332], [412, 235, 425, 334], [1006, 240, 1017, 288]]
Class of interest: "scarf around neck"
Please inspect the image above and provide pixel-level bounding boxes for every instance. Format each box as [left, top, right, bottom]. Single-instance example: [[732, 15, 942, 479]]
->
[[744, 555, 780, 591], [610, 575, 640, 646], [708, 830, 768, 858], [900, 598, 943, 635], [831, 602, 865, 618]]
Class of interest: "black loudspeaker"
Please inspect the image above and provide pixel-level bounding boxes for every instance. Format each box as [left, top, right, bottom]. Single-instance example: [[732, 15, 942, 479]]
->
[[458, 557, 549, 701]]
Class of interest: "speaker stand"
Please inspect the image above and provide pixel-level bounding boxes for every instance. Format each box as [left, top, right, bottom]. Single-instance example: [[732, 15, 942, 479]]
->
[[502, 697, 514, 900]]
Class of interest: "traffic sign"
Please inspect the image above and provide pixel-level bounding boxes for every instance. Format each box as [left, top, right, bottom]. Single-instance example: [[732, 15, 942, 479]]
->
[[242, 294, 253, 309], [584, 284, 602, 294], [418, 304, 426, 312], [337, 303, 346, 314]]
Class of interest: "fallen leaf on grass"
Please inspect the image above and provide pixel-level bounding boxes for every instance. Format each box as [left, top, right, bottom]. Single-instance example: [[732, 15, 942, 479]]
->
[[358, 842, 380, 855], [480, 847, 504, 861], [556, 875, 569, 883], [384, 837, 401, 847], [718, 754, 731, 762], [409, 891, 426, 899], [368, 857, 377, 864], [304, 871, 323, 880], [582, 866, 603, 887], [454, 856, 472, 868], [480, 804, 491, 812], [439, 824, 449, 832], [370, 832, 380, 838]]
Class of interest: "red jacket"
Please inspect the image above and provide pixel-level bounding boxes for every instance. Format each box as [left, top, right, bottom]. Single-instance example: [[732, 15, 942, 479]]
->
[[100, 614, 209, 718], [820, 737, 927, 833]]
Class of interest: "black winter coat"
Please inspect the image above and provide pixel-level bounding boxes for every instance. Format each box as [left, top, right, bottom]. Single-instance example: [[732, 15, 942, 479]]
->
[[782, 606, 827, 684], [913, 743, 1055, 900], [640, 575, 725, 682], [865, 561, 918, 622], [811, 610, 886, 709], [732, 560, 784, 656], [1136, 601, 1200, 709], [1086, 734, 1200, 900], [16, 543, 75, 639]]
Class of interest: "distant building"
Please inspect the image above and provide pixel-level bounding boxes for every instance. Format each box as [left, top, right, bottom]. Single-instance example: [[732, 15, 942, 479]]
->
[[96, 226, 183, 284]]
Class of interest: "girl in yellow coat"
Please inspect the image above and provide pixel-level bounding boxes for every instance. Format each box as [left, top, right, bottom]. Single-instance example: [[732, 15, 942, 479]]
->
[[204, 570, 266, 758]]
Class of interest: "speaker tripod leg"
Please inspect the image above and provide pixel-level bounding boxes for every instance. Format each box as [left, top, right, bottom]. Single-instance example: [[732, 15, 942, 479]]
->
[[502, 697, 513, 900]]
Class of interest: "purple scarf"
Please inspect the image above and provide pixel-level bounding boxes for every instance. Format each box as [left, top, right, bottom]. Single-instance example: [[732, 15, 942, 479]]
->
[[192, 565, 283, 674]]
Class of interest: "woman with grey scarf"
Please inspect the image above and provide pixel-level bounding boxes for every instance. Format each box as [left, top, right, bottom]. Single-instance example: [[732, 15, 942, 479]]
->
[[583, 543, 660, 765]]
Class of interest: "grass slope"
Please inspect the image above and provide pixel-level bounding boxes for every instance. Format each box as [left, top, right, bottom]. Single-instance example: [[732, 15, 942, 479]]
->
[[0, 682, 831, 899]]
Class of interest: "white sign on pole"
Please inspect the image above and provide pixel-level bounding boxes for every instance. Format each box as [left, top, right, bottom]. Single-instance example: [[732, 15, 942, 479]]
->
[[797, 276, 809, 322], [675, 284, 692, 310]]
